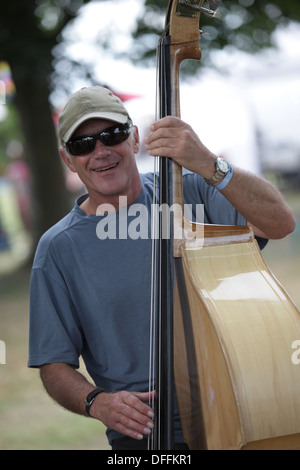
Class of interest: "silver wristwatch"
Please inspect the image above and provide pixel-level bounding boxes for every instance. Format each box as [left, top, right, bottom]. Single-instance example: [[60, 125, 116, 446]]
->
[[205, 157, 230, 185]]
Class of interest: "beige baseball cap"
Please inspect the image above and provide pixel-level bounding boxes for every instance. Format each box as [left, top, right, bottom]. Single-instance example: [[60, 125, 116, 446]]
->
[[58, 86, 132, 142]]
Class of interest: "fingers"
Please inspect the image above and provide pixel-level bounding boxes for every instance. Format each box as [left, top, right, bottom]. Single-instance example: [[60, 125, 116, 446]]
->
[[145, 116, 215, 176], [112, 393, 155, 440], [145, 116, 194, 160], [93, 390, 155, 441], [145, 116, 183, 157], [150, 116, 182, 130]]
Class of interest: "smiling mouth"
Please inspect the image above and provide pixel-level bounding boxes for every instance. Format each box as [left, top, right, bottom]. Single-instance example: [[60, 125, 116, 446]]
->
[[93, 163, 118, 172]]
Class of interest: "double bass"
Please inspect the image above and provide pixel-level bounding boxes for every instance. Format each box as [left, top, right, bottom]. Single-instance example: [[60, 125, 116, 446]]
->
[[153, 0, 300, 450]]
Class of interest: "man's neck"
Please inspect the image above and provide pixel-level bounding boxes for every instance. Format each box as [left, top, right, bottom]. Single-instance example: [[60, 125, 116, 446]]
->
[[80, 187, 143, 215]]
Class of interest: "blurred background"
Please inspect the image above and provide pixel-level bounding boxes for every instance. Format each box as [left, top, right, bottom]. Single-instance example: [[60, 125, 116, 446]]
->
[[0, 0, 299, 450]]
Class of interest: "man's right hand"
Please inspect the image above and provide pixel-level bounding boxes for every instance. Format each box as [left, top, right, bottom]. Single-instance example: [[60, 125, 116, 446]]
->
[[90, 390, 155, 440]]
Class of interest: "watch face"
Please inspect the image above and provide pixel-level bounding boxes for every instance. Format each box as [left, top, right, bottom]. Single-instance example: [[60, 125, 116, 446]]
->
[[217, 158, 229, 173]]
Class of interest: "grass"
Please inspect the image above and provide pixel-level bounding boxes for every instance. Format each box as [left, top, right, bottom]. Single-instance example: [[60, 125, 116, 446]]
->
[[0, 268, 110, 450], [0, 190, 299, 450]]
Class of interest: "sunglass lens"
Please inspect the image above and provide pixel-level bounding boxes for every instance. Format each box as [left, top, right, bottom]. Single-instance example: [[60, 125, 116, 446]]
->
[[66, 124, 131, 156], [99, 126, 130, 146], [67, 136, 95, 156], [114, 126, 131, 144], [99, 130, 113, 146]]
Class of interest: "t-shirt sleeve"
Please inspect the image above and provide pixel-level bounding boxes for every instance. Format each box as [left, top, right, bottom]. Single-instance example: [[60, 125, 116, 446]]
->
[[28, 261, 83, 368], [182, 171, 268, 250], [182, 171, 246, 226]]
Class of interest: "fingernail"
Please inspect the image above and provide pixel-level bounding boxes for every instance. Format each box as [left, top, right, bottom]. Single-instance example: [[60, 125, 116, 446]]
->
[[147, 421, 154, 428], [143, 427, 152, 435], [137, 433, 143, 440], [147, 410, 154, 418]]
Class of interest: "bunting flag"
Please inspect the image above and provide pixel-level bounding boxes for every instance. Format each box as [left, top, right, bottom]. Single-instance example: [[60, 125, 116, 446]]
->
[[0, 62, 15, 104], [112, 89, 142, 102]]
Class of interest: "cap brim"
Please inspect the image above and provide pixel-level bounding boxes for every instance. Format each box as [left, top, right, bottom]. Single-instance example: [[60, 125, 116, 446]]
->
[[62, 111, 129, 142]]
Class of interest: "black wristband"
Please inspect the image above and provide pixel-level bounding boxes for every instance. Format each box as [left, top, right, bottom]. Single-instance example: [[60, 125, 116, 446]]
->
[[85, 387, 106, 416]]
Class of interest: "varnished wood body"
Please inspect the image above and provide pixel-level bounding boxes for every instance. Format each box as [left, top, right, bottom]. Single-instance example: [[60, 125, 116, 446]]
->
[[174, 223, 300, 449], [162, 0, 300, 450]]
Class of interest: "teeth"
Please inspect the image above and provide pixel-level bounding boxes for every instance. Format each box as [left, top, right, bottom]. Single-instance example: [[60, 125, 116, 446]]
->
[[94, 163, 118, 172]]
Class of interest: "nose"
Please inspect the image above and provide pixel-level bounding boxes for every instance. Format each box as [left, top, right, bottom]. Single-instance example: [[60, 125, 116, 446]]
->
[[92, 139, 111, 158]]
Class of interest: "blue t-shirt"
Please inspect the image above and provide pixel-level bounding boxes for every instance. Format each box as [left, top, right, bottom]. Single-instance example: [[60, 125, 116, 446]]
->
[[28, 172, 261, 445]]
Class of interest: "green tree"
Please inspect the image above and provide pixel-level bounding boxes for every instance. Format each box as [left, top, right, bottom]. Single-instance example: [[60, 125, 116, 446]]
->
[[0, 0, 91, 250], [1, 0, 300, 253], [130, 1, 300, 66]]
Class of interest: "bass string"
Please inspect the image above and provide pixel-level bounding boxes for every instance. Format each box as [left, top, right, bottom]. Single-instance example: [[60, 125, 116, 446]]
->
[[147, 39, 161, 450], [148, 33, 174, 449]]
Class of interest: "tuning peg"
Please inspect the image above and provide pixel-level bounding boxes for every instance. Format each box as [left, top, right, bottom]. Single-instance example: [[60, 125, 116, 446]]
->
[[208, 0, 222, 12], [178, 0, 222, 18]]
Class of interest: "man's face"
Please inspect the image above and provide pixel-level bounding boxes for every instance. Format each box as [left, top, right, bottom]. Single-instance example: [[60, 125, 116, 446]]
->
[[61, 118, 142, 209]]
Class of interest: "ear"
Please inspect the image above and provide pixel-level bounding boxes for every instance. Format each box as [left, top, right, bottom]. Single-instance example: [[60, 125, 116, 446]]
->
[[60, 148, 77, 173]]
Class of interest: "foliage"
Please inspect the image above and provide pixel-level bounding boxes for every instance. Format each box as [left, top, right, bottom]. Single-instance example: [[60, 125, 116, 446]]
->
[[130, 0, 300, 66], [0, 0, 94, 245], [0, 0, 93, 81], [51, 0, 300, 91], [0, 0, 300, 244]]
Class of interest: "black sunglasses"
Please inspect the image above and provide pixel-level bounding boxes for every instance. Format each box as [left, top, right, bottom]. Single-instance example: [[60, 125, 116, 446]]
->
[[65, 122, 132, 156]]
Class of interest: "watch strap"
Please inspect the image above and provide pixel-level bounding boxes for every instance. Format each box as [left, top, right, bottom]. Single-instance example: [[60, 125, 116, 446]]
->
[[207, 169, 226, 185], [215, 162, 233, 191], [85, 387, 107, 416], [205, 157, 229, 185], [205, 158, 233, 190]]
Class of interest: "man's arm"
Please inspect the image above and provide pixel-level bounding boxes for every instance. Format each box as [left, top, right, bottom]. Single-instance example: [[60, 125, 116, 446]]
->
[[219, 167, 294, 240], [40, 363, 154, 441], [145, 116, 296, 240]]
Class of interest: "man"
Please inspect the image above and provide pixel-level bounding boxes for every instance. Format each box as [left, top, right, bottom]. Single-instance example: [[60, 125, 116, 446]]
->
[[28, 86, 295, 450]]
